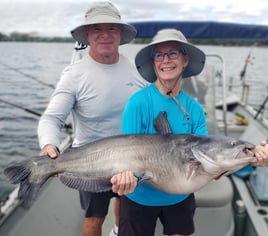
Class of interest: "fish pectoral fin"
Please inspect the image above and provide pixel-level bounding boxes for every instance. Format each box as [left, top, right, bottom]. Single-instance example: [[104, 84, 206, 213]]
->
[[137, 171, 154, 185], [59, 173, 112, 192], [186, 161, 201, 180]]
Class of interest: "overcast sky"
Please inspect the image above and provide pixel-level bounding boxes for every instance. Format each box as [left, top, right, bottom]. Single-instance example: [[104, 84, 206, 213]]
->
[[1, 0, 268, 37]]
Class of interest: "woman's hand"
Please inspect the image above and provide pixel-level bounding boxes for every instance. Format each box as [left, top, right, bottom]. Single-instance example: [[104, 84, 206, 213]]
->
[[111, 171, 138, 196]]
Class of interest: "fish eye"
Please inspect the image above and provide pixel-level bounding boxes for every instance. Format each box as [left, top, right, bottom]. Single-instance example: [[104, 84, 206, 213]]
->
[[230, 141, 236, 146]]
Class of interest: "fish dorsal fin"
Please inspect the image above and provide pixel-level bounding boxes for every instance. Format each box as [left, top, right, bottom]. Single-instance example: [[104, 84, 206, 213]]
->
[[59, 173, 112, 192], [153, 111, 172, 136]]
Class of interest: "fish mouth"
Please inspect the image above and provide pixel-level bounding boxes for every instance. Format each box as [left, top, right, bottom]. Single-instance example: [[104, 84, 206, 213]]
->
[[236, 145, 255, 159], [214, 146, 256, 180]]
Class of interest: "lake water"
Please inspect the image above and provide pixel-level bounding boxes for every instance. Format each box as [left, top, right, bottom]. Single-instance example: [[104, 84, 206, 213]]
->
[[0, 42, 268, 199]]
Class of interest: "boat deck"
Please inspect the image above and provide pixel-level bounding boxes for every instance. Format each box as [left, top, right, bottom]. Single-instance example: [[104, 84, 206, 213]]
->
[[0, 176, 235, 236], [0, 178, 165, 236]]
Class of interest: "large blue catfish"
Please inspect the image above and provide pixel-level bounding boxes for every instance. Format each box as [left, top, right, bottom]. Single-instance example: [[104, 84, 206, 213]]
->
[[4, 112, 256, 208]]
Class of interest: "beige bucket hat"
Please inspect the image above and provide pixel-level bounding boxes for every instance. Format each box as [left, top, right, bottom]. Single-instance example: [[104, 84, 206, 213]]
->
[[71, 1, 137, 45], [135, 28, 206, 82]]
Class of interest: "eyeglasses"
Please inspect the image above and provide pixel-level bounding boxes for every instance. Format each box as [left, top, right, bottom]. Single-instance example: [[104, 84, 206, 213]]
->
[[152, 49, 184, 62]]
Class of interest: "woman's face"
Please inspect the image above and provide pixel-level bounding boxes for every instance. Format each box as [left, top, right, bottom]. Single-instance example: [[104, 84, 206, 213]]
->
[[153, 42, 189, 83]]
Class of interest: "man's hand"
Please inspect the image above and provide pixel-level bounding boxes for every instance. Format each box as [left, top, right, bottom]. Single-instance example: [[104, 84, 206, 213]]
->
[[111, 171, 138, 196], [39, 144, 59, 177], [39, 144, 59, 159], [252, 141, 268, 167]]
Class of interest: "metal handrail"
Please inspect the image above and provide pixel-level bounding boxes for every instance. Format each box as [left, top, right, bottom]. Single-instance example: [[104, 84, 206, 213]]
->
[[206, 53, 228, 136]]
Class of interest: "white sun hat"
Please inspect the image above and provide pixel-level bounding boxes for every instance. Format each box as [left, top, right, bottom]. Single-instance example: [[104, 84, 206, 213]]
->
[[135, 28, 206, 82], [71, 1, 137, 45]]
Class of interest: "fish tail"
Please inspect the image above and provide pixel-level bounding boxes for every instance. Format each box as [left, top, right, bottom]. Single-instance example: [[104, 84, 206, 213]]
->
[[4, 159, 49, 208], [4, 160, 32, 184]]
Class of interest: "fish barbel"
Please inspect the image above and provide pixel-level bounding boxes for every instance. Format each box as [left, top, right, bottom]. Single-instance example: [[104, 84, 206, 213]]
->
[[4, 133, 256, 208]]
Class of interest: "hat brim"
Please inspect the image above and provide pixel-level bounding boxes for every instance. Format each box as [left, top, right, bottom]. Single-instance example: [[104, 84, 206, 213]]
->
[[135, 40, 206, 83], [71, 17, 137, 45]]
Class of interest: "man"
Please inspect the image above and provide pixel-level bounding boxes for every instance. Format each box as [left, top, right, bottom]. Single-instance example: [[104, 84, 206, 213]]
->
[[38, 2, 146, 236]]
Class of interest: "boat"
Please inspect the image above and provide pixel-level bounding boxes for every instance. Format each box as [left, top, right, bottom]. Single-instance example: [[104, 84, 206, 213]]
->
[[1, 21, 268, 236]]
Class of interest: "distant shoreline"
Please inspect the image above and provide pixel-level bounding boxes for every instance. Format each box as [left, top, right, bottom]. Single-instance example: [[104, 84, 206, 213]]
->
[[0, 32, 74, 43], [1, 32, 268, 46]]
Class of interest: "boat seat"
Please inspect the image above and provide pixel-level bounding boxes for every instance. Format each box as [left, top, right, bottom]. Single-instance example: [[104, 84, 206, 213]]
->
[[193, 176, 234, 236]]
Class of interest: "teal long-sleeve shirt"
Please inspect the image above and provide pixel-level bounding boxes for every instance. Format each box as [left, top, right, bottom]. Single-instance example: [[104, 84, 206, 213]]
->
[[122, 83, 208, 206]]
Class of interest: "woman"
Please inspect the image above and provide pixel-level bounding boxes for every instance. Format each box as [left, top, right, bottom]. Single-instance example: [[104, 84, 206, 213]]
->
[[119, 28, 206, 236]]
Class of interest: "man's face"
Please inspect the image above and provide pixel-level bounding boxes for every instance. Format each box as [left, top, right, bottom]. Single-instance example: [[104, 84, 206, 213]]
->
[[87, 24, 122, 63]]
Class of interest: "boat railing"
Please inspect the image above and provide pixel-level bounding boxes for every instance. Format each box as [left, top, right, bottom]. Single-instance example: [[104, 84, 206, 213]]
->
[[183, 53, 229, 136], [191, 52, 267, 135], [0, 187, 19, 226], [227, 77, 251, 106], [206, 53, 228, 136], [228, 76, 268, 121]]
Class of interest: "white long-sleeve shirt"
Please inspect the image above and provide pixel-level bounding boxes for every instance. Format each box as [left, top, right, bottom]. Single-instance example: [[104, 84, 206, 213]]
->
[[38, 53, 146, 148]]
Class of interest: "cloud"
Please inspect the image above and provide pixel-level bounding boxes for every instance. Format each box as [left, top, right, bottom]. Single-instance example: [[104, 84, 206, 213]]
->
[[1, 0, 268, 37], [1, 1, 85, 36]]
